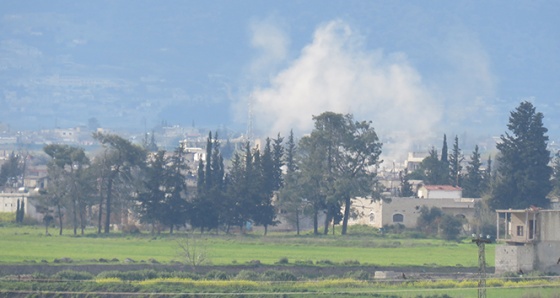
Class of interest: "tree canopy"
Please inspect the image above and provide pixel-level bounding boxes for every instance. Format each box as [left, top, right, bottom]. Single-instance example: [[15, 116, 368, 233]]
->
[[488, 101, 552, 209]]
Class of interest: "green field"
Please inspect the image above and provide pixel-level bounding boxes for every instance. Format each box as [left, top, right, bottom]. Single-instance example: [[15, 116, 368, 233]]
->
[[0, 225, 492, 267], [3, 225, 560, 297]]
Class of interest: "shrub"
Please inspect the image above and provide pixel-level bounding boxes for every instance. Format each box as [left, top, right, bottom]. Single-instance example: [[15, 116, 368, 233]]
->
[[295, 260, 313, 265], [121, 224, 141, 234], [97, 269, 158, 281], [53, 270, 94, 281], [262, 270, 297, 281], [0, 212, 15, 223], [342, 259, 360, 266], [235, 270, 260, 281], [316, 259, 334, 265], [205, 270, 228, 280], [276, 257, 289, 264], [343, 270, 370, 280]]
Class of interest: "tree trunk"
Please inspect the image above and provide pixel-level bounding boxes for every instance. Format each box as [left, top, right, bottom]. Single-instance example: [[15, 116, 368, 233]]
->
[[73, 199, 78, 236], [79, 200, 85, 235], [104, 175, 115, 234], [170, 225, 174, 234], [323, 209, 330, 235], [264, 224, 268, 236], [57, 204, 63, 236], [97, 197, 103, 234], [295, 207, 300, 236], [313, 208, 319, 235], [341, 196, 351, 235]]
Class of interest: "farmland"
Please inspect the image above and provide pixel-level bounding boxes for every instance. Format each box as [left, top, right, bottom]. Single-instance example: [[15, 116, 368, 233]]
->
[[2, 224, 560, 297]]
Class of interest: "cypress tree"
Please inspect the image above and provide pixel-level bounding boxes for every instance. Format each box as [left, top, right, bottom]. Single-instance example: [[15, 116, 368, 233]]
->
[[489, 101, 552, 209], [448, 135, 463, 187]]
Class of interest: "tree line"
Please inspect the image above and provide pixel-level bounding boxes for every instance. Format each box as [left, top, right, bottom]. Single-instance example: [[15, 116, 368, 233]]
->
[[406, 101, 559, 217], [33, 112, 381, 236], [8, 101, 560, 236]]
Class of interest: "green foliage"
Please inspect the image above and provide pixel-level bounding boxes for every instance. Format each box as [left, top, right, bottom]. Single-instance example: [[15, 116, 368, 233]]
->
[[489, 101, 552, 209], [276, 256, 289, 264], [261, 270, 297, 281], [0, 212, 16, 223], [343, 270, 370, 280], [439, 214, 463, 241], [448, 135, 463, 187], [97, 269, 158, 281], [417, 206, 462, 240], [205, 270, 229, 280], [93, 132, 147, 234], [0, 151, 23, 187], [399, 169, 415, 197], [462, 145, 484, 198], [53, 270, 94, 281], [296, 112, 383, 235], [551, 150, 560, 198], [235, 270, 260, 280], [417, 206, 443, 235], [418, 147, 450, 185], [316, 259, 335, 265], [121, 224, 141, 234]]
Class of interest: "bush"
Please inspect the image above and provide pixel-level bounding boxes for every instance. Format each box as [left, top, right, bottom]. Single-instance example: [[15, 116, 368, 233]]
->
[[342, 260, 360, 266], [343, 270, 370, 280], [121, 224, 141, 234], [295, 260, 313, 265], [0, 212, 15, 223], [276, 257, 289, 264], [97, 269, 158, 281], [205, 270, 228, 280], [261, 270, 297, 281], [316, 259, 334, 265], [53, 270, 94, 281], [235, 270, 260, 281]]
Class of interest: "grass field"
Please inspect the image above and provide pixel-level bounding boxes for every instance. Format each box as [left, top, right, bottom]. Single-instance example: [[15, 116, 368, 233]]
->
[[0, 224, 493, 267]]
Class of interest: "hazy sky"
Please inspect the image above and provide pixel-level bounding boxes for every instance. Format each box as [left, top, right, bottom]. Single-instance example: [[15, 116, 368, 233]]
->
[[1, 1, 559, 157]]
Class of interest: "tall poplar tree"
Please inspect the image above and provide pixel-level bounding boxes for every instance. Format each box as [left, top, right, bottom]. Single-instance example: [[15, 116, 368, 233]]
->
[[448, 135, 463, 187], [489, 101, 552, 209], [463, 145, 483, 198]]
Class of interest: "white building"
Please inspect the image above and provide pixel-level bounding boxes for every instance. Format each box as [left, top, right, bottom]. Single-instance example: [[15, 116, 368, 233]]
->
[[417, 185, 462, 199]]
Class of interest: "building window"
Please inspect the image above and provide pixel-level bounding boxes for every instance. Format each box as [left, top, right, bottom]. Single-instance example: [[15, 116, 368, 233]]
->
[[393, 213, 404, 223], [516, 226, 524, 236]]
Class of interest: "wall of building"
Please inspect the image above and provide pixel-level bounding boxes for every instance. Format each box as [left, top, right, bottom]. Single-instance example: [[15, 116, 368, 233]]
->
[[417, 187, 462, 199], [538, 211, 560, 242], [535, 241, 560, 273], [495, 244, 535, 274], [0, 193, 42, 221], [347, 197, 478, 229]]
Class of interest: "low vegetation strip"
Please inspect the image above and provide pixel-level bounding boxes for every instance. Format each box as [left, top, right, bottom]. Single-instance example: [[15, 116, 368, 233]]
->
[[1, 276, 560, 297]]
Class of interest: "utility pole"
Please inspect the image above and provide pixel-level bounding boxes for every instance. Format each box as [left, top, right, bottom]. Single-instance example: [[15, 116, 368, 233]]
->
[[472, 234, 492, 298]]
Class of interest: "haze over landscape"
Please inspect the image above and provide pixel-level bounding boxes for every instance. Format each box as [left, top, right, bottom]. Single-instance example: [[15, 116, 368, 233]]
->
[[1, 1, 559, 158]]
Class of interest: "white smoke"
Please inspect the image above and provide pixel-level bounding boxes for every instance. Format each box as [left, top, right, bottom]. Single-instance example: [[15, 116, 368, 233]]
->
[[243, 20, 442, 161]]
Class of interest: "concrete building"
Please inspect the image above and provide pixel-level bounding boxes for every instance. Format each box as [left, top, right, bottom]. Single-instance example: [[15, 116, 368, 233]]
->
[[404, 152, 428, 172], [0, 191, 43, 222], [495, 208, 560, 274], [417, 185, 462, 199], [349, 196, 478, 229]]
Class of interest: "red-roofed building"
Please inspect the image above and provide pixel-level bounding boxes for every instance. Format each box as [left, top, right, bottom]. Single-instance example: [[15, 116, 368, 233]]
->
[[417, 185, 462, 199]]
